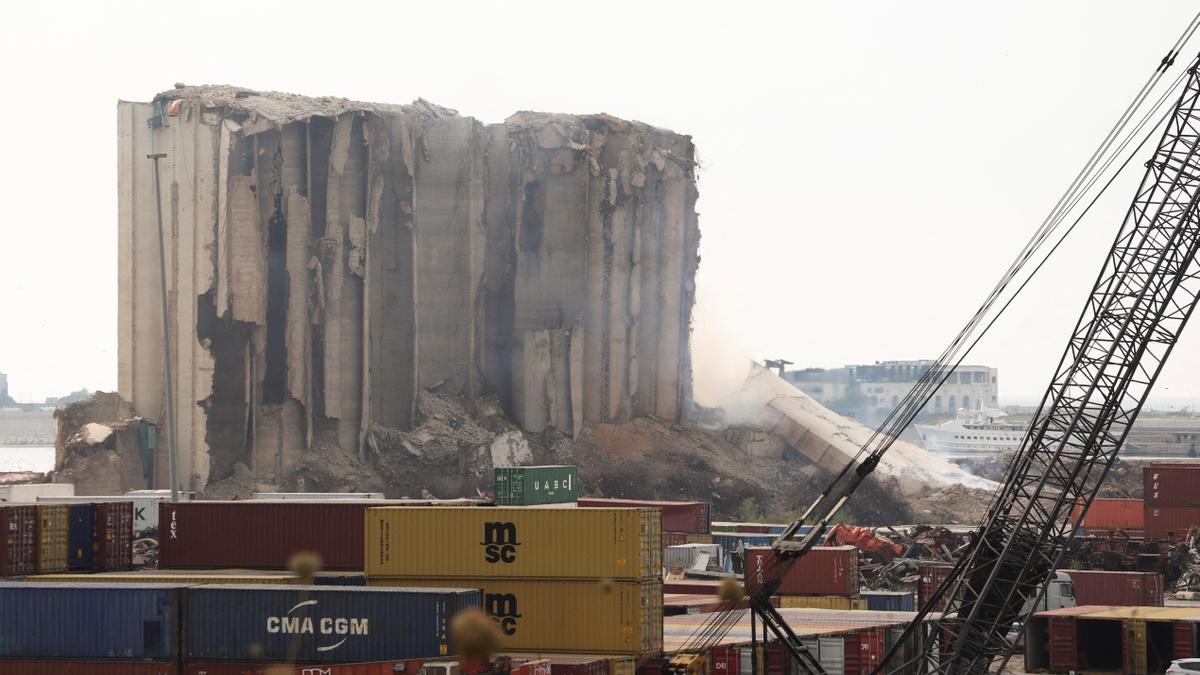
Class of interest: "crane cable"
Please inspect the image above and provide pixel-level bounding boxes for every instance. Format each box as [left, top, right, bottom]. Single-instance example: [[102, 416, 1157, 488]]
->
[[671, 11, 1200, 661]]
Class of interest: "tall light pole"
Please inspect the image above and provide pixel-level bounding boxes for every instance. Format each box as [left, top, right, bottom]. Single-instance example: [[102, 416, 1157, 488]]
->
[[147, 152, 180, 502]]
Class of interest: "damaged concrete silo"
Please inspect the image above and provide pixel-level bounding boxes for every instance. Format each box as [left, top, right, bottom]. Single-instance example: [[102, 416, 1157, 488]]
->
[[117, 86, 699, 492]]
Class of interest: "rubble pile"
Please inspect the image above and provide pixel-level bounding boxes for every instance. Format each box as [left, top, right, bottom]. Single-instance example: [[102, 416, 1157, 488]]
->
[[1169, 525, 1200, 597], [830, 524, 971, 590], [52, 392, 153, 494]]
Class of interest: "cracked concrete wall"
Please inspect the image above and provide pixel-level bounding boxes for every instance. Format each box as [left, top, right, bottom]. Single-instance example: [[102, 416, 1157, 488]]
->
[[118, 86, 698, 491]]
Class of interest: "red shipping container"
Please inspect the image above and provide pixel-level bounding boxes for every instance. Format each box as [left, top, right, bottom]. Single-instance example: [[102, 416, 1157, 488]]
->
[[160, 501, 373, 569], [1143, 504, 1200, 541], [1174, 622, 1195, 659], [765, 644, 788, 675], [710, 647, 740, 675], [1049, 617, 1078, 672], [1062, 570, 1163, 607], [0, 663, 175, 675], [663, 532, 688, 548], [1070, 498, 1144, 531], [94, 501, 133, 571], [550, 657, 609, 675], [577, 498, 710, 534], [844, 627, 885, 675], [1144, 463, 1200, 507], [917, 562, 954, 612], [0, 504, 36, 578], [743, 546, 858, 596]]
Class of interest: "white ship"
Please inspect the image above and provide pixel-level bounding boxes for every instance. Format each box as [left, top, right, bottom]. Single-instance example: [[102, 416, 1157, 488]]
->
[[915, 409, 1028, 455]]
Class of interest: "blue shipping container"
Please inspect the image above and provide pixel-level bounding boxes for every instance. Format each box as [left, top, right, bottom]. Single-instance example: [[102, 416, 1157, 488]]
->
[[862, 591, 915, 612], [67, 503, 95, 570], [184, 584, 481, 663], [714, 534, 774, 554], [0, 582, 184, 660]]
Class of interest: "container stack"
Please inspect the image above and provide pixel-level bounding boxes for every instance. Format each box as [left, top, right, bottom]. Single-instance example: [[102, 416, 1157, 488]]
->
[[1143, 462, 1200, 541], [365, 507, 663, 656]]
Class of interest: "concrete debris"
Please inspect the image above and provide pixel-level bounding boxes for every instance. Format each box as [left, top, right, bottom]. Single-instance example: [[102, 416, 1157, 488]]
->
[[719, 364, 993, 495], [490, 431, 533, 468], [119, 85, 699, 492], [53, 392, 150, 495], [78, 423, 114, 446]]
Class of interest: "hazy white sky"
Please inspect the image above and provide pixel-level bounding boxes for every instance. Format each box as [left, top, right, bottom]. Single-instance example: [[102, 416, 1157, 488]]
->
[[2, 1, 1199, 406]]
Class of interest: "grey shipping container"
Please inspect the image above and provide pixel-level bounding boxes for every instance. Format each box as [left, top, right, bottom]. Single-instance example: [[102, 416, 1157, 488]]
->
[[0, 582, 184, 660], [664, 543, 722, 570], [495, 466, 578, 505], [183, 584, 480, 663], [819, 636, 846, 675]]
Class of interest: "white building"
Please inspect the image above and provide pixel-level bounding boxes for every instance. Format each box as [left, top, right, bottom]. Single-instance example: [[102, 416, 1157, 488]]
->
[[784, 360, 998, 423]]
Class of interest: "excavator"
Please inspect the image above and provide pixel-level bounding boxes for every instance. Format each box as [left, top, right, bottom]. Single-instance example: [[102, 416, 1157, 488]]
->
[[676, 13, 1200, 675]]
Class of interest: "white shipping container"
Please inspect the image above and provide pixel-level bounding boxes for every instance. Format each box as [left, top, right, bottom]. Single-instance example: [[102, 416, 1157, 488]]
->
[[0, 483, 74, 502], [665, 543, 722, 570]]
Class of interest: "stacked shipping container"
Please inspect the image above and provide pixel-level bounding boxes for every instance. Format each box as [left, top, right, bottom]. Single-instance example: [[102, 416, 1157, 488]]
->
[[365, 507, 663, 655], [0, 583, 482, 670], [1143, 462, 1200, 540]]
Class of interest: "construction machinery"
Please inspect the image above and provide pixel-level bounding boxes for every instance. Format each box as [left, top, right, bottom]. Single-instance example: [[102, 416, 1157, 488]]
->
[[679, 14, 1200, 675]]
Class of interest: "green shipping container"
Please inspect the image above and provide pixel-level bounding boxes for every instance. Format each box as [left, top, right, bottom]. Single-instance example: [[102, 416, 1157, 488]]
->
[[495, 466, 578, 505]]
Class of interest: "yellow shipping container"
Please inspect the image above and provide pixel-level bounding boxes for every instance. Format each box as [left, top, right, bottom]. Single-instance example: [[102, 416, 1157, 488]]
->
[[366, 507, 661, 579], [35, 504, 69, 573], [28, 571, 303, 584], [778, 595, 866, 610], [1125, 619, 1147, 675], [370, 577, 662, 655], [684, 534, 715, 545]]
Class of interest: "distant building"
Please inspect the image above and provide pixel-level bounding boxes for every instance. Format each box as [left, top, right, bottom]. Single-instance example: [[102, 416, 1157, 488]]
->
[[0, 373, 13, 407], [784, 360, 999, 425]]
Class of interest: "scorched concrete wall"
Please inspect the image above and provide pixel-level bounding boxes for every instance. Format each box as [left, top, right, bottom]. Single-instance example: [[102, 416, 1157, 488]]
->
[[117, 85, 699, 490]]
